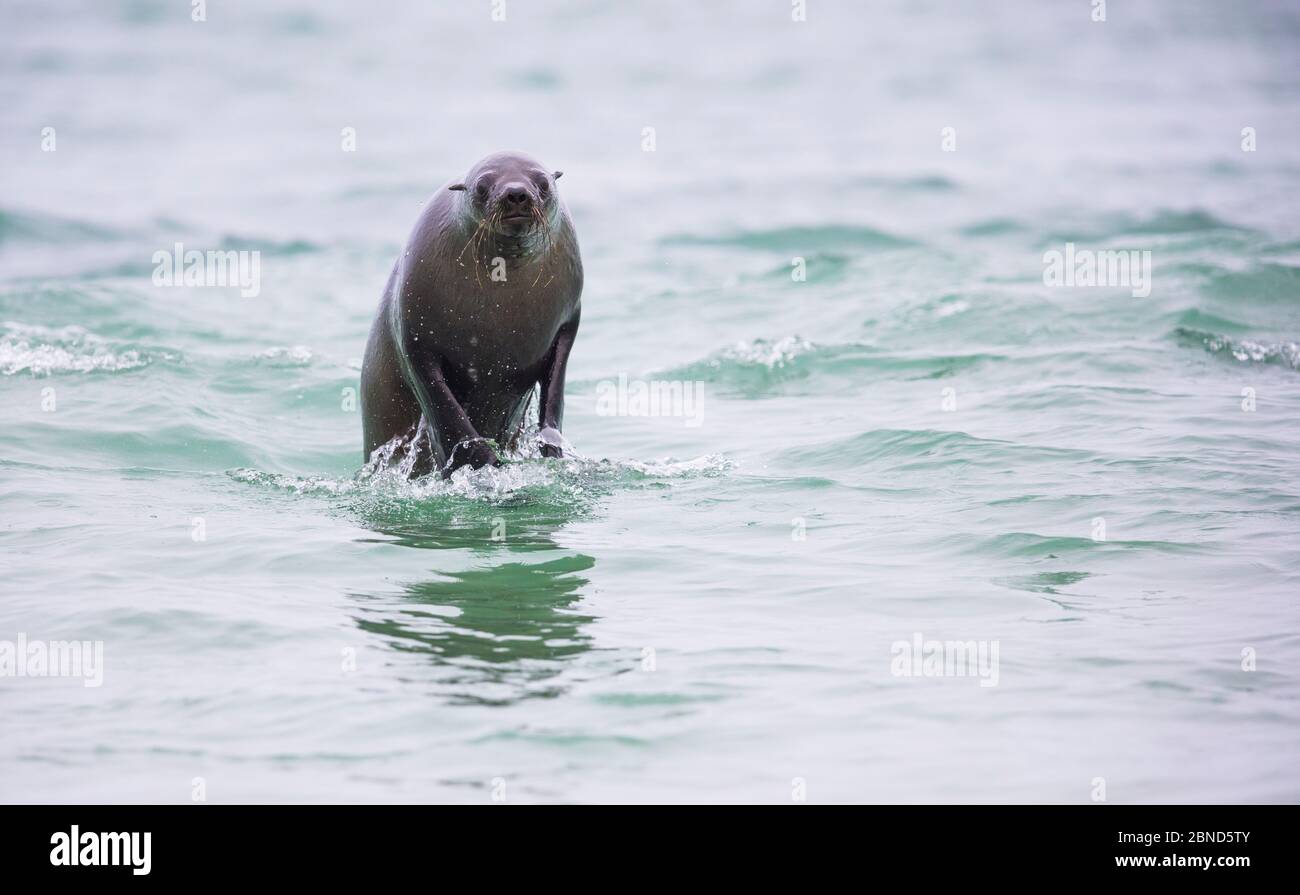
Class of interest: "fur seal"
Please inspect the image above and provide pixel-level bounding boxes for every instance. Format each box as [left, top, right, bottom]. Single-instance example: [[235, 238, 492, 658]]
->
[[360, 151, 583, 476]]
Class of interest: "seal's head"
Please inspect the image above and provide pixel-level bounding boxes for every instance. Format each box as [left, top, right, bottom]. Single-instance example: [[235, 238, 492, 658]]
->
[[449, 151, 563, 239]]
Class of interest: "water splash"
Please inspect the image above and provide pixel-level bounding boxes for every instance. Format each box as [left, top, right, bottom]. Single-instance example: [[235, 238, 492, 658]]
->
[[0, 321, 158, 376], [256, 345, 314, 366], [229, 428, 733, 509], [714, 335, 816, 369], [1177, 327, 1300, 371]]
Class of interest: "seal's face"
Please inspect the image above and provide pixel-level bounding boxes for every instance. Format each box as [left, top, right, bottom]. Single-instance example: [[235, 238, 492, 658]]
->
[[449, 152, 563, 240]]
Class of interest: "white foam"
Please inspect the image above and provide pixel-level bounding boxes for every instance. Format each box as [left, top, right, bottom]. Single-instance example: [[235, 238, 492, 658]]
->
[[1202, 333, 1300, 370], [714, 335, 816, 369], [0, 321, 150, 376], [257, 345, 313, 366]]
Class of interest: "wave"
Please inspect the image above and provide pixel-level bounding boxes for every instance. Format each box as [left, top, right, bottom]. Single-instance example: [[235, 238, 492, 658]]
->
[[660, 224, 916, 252], [1041, 208, 1252, 245], [0, 321, 168, 376], [0, 207, 323, 261], [1166, 308, 1252, 334], [994, 570, 1093, 595], [652, 336, 820, 394], [216, 234, 321, 255], [1116, 209, 1247, 236], [1175, 327, 1300, 371], [256, 345, 314, 367], [1192, 261, 1300, 304], [697, 335, 817, 370], [976, 531, 1203, 559], [959, 218, 1027, 237], [0, 208, 126, 246], [777, 428, 1093, 471], [657, 337, 1003, 394], [850, 174, 959, 193]]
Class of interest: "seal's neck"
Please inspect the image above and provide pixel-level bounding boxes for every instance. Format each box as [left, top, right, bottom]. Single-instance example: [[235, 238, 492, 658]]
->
[[486, 230, 550, 262]]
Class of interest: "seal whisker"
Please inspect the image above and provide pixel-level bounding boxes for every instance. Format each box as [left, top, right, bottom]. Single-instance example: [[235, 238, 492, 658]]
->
[[472, 209, 498, 287], [457, 215, 489, 265]]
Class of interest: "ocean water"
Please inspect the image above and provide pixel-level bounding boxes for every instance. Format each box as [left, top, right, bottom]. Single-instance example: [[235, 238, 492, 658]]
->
[[2, 0, 1299, 803]]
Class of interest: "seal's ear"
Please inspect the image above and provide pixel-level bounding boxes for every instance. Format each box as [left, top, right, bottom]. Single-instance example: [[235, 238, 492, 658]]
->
[[448, 183, 467, 191], [553, 171, 563, 180]]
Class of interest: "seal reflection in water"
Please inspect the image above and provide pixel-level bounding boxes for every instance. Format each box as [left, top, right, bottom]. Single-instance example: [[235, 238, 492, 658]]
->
[[361, 151, 583, 477]]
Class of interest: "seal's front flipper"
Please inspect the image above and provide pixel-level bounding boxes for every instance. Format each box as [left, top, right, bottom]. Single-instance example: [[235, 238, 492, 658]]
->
[[538, 313, 580, 459], [403, 354, 500, 475], [536, 426, 565, 459], [443, 437, 501, 478]]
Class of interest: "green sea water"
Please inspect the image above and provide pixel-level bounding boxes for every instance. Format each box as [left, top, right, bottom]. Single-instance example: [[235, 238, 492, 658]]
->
[[2, 0, 1299, 802]]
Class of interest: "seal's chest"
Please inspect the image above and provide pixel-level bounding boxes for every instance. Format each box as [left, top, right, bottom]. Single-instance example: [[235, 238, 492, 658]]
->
[[436, 282, 565, 379], [451, 326, 546, 381]]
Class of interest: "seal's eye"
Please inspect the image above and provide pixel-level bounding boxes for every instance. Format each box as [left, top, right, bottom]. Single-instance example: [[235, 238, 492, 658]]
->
[[536, 178, 550, 197], [475, 180, 491, 201]]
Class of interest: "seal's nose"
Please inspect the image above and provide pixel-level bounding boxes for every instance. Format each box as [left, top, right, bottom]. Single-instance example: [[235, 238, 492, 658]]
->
[[503, 184, 531, 208]]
